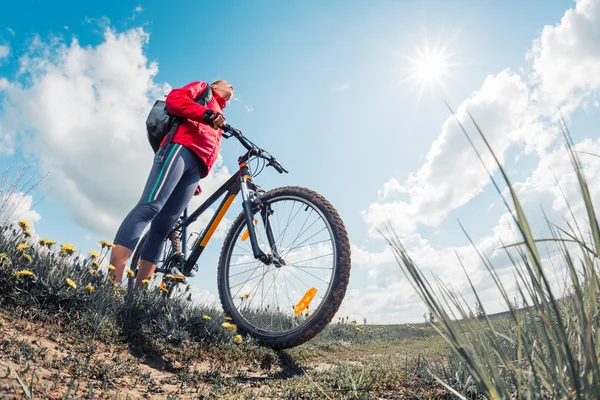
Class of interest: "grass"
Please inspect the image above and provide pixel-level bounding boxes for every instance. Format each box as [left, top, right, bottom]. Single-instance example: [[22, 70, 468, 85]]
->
[[381, 112, 600, 399]]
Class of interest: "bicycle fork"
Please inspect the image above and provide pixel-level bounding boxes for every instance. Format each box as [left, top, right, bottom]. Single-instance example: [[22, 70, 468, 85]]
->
[[240, 174, 285, 267]]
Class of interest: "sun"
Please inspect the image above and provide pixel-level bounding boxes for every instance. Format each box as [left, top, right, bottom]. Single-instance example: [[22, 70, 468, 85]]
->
[[395, 38, 456, 102], [413, 51, 446, 84]]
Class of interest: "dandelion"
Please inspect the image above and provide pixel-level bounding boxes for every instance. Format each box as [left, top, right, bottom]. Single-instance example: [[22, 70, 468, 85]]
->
[[240, 293, 249, 300], [202, 315, 211, 320], [186, 284, 191, 291], [141, 279, 151, 286], [351, 320, 357, 325], [152, 272, 158, 278], [66, 278, 77, 289], [44, 240, 56, 248], [16, 243, 29, 252], [89, 269, 99, 276], [21, 254, 32, 263], [60, 243, 76, 256], [18, 219, 30, 231], [225, 316, 233, 321], [106, 264, 116, 271], [38, 238, 47, 246], [23, 230, 31, 238], [222, 322, 237, 332], [98, 240, 115, 249], [13, 269, 36, 279], [126, 269, 134, 277], [91, 260, 100, 268], [88, 250, 100, 259], [234, 334, 242, 344], [139, 305, 145, 310], [160, 287, 169, 294], [85, 284, 94, 293]]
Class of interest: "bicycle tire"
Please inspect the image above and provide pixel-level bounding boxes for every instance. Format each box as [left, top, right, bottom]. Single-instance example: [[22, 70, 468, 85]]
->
[[217, 186, 351, 349]]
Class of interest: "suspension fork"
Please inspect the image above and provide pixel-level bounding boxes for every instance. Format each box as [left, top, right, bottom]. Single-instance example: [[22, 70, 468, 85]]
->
[[239, 170, 284, 266]]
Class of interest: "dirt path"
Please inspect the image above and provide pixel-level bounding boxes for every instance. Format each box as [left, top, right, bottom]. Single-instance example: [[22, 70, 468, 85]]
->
[[0, 311, 449, 399]]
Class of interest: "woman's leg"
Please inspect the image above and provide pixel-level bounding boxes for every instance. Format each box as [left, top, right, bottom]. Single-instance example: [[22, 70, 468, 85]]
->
[[135, 147, 202, 287], [110, 143, 187, 283]]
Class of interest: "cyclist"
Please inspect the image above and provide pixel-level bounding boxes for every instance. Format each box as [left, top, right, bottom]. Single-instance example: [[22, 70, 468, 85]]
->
[[108, 79, 235, 288]]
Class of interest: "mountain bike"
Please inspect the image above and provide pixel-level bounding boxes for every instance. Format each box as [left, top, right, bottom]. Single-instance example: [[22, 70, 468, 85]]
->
[[127, 124, 351, 349]]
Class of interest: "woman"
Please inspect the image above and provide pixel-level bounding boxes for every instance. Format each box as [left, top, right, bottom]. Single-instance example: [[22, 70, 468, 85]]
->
[[108, 79, 234, 288]]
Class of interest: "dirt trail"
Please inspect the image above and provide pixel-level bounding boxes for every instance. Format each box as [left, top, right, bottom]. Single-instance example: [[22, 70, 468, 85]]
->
[[0, 312, 270, 399]]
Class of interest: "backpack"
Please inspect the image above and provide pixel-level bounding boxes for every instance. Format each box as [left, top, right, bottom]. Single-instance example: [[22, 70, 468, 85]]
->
[[146, 86, 213, 153]]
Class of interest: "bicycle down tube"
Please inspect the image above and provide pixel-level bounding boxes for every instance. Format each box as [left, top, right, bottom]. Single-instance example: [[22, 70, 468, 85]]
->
[[162, 161, 268, 275]]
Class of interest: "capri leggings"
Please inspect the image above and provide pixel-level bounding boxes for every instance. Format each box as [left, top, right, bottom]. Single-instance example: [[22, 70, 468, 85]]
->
[[113, 142, 205, 264]]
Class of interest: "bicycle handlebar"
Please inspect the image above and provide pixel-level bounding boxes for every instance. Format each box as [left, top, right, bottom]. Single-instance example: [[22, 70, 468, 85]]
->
[[221, 124, 288, 174]]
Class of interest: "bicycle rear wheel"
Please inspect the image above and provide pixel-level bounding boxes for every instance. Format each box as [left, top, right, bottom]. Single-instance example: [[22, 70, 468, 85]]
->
[[217, 186, 351, 349]]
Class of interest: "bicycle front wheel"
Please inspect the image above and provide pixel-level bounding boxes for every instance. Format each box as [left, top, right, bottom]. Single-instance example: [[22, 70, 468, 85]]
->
[[217, 186, 351, 349]]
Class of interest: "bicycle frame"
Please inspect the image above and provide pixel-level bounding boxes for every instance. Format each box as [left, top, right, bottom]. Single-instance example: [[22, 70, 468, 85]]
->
[[154, 159, 275, 276]]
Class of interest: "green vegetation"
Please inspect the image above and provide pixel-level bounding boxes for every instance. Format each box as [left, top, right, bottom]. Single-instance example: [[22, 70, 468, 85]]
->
[[384, 114, 600, 398]]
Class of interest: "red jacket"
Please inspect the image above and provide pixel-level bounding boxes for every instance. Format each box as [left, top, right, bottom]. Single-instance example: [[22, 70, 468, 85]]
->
[[162, 81, 227, 178]]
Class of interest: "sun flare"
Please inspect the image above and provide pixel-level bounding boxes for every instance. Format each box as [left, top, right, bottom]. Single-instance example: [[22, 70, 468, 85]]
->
[[398, 39, 456, 102], [414, 52, 445, 83]]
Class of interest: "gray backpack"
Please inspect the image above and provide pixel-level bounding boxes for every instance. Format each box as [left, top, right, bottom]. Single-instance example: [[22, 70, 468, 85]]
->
[[146, 86, 213, 153]]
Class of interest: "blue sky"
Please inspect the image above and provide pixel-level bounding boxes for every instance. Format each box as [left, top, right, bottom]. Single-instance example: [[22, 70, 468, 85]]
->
[[1, 0, 600, 323]]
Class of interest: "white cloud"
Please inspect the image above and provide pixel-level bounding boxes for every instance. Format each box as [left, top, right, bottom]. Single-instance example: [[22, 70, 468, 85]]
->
[[0, 191, 42, 232], [529, 0, 600, 113], [331, 83, 350, 92], [363, 71, 543, 237], [0, 44, 10, 61], [0, 27, 230, 240], [6, 28, 15, 37]]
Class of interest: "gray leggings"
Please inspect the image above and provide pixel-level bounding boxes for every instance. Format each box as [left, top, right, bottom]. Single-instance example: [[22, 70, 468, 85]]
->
[[113, 143, 204, 264]]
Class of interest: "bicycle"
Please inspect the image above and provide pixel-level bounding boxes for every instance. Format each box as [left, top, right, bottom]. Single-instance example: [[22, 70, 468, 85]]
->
[[127, 124, 351, 349]]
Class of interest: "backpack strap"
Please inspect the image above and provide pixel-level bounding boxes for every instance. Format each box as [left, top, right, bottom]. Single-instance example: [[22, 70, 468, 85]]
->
[[164, 84, 213, 146]]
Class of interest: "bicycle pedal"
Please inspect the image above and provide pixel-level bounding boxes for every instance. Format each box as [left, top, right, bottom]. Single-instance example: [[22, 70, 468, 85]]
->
[[169, 267, 189, 283]]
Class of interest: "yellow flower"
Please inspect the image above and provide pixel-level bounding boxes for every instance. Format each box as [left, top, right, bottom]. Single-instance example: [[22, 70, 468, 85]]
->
[[16, 243, 29, 252], [234, 334, 242, 344], [66, 278, 77, 288], [106, 264, 116, 271], [222, 322, 237, 332], [12, 269, 36, 279], [139, 305, 145, 310], [88, 251, 100, 259], [18, 219, 30, 231], [202, 315, 211, 320], [89, 269, 99, 276], [21, 254, 32, 263], [60, 243, 76, 256], [239, 293, 249, 300], [92, 260, 100, 267], [160, 287, 169, 294], [44, 240, 56, 247], [225, 316, 233, 321], [23, 231, 31, 238], [152, 272, 158, 278], [141, 279, 151, 286], [38, 238, 47, 246], [85, 284, 94, 293], [126, 269, 134, 277], [98, 240, 115, 249]]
